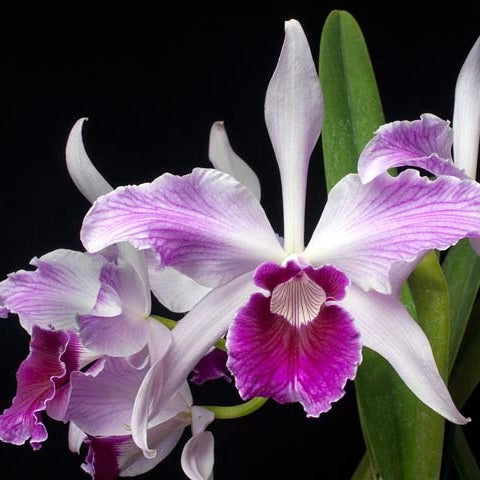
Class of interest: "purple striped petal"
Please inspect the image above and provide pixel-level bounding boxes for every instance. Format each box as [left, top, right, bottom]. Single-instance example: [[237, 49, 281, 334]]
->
[[81, 168, 285, 288], [265, 20, 323, 252], [0, 327, 80, 448], [304, 170, 480, 294], [0, 249, 103, 332], [358, 114, 467, 183], [209, 122, 261, 201], [191, 349, 231, 385], [82, 417, 187, 480], [227, 262, 361, 417], [454, 36, 480, 178], [340, 285, 468, 424]]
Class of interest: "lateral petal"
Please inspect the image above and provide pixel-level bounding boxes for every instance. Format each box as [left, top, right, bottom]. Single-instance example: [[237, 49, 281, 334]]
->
[[181, 431, 215, 480], [265, 20, 323, 252], [358, 114, 466, 183], [304, 171, 480, 294], [340, 284, 468, 424], [453, 36, 480, 178], [82, 168, 284, 288]]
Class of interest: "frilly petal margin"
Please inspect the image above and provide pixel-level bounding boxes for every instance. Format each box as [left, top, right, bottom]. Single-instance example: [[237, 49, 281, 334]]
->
[[304, 170, 480, 295], [66, 118, 114, 203], [264, 19, 324, 253], [453, 35, 480, 179], [181, 431, 215, 480], [0, 249, 103, 333], [340, 284, 468, 424], [0, 327, 79, 449], [209, 122, 261, 201], [81, 168, 285, 289], [132, 271, 258, 456], [358, 114, 467, 183]]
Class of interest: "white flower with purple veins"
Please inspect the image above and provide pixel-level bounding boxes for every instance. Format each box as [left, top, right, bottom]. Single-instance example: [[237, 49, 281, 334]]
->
[[79, 20, 480, 454]]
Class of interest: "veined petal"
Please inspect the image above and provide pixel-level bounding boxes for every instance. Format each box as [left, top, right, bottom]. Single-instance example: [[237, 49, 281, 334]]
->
[[66, 118, 113, 203], [83, 417, 187, 479], [181, 431, 215, 480], [132, 271, 258, 456], [149, 266, 211, 313], [358, 114, 467, 183], [265, 20, 323, 253], [453, 36, 480, 178], [191, 349, 231, 385], [340, 284, 468, 424], [209, 122, 261, 201], [81, 168, 285, 288], [0, 327, 73, 449], [66, 357, 148, 437], [304, 170, 480, 294], [227, 262, 361, 416], [0, 249, 103, 332]]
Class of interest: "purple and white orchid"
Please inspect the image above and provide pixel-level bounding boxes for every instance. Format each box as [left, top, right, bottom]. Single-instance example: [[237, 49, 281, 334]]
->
[[77, 20, 480, 457]]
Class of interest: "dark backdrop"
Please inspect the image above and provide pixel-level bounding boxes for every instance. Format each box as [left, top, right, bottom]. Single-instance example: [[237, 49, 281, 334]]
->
[[1, 5, 480, 479]]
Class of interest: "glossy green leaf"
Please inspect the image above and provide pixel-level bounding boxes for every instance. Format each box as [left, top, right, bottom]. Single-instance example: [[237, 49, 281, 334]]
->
[[320, 11, 449, 479], [319, 10, 384, 190], [351, 453, 372, 480], [442, 239, 480, 372]]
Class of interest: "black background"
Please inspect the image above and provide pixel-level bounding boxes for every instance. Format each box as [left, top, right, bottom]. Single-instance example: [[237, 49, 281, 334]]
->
[[1, 4, 480, 479]]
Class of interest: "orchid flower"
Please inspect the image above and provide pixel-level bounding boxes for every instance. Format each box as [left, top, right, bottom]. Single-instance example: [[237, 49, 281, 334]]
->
[[77, 19, 480, 458], [65, 327, 214, 480]]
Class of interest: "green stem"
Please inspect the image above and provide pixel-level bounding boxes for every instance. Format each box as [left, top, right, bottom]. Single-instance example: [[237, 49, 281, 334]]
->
[[151, 315, 226, 352], [203, 397, 268, 420]]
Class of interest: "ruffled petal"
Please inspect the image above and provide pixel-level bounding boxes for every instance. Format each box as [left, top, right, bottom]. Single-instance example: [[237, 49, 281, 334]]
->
[[227, 262, 361, 416], [0, 327, 74, 448], [0, 249, 103, 332], [81, 168, 284, 288], [265, 20, 323, 253], [65, 118, 113, 203], [209, 122, 261, 201], [132, 271, 258, 456], [181, 431, 215, 480], [453, 36, 480, 178], [304, 170, 480, 294], [340, 284, 468, 424], [358, 114, 467, 183]]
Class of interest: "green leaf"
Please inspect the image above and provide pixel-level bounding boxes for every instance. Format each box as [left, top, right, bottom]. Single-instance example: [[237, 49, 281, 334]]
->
[[319, 10, 384, 190], [351, 453, 372, 480], [449, 300, 480, 409], [452, 427, 480, 479], [442, 239, 480, 372], [320, 11, 450, 479]]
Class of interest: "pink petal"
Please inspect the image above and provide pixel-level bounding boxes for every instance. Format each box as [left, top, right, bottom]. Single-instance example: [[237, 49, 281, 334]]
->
[[265, 20, 323, 252], [227, 262, 361, 417], [358, 114, 467, 183], [305, 170, 480, 294], [0, 327, 78, 448], [81, 168, 284, 288], [191, 349, 231, 385]]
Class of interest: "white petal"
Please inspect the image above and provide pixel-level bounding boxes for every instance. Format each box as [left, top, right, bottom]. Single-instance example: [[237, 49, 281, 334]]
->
[[65, 118, 113, 203], [181, 431, 215, 480], [265, 20, 323, 253], [340, 284, 468, 424], [453, 36, 480, 178], [190, 406, 215, 436], [209, 122, 261, 201], [68, 422, 86, 454], [149, 266, 211, 313]]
